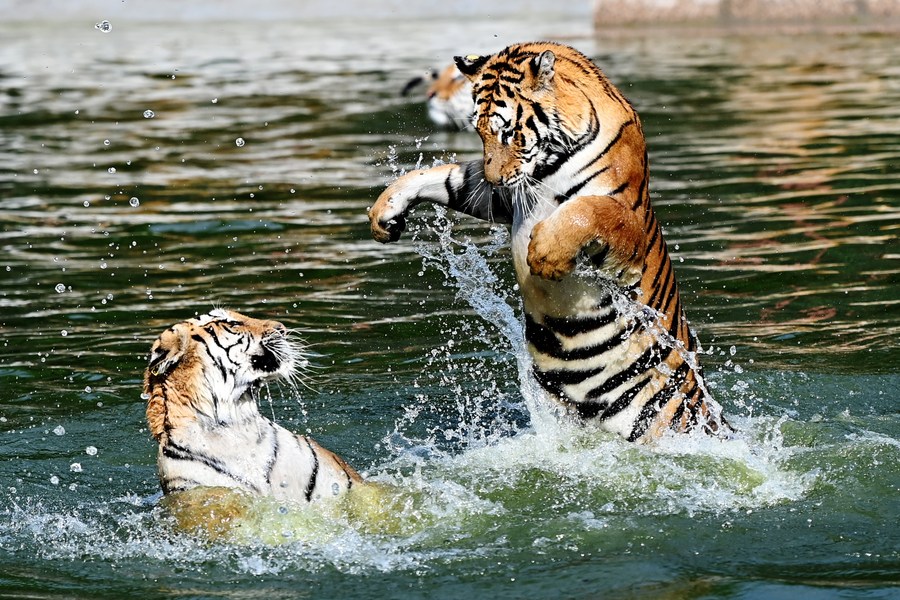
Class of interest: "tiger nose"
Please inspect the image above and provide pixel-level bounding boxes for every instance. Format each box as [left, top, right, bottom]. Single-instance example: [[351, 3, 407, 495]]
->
[[483, 153, 502, 185]]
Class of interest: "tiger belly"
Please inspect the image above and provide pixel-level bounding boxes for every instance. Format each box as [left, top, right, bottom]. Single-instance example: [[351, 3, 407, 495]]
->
[[512, 214, 665, 440]]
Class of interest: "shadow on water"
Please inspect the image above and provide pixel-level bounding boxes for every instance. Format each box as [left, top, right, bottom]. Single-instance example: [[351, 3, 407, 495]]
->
[[0, 17, 898, 600]]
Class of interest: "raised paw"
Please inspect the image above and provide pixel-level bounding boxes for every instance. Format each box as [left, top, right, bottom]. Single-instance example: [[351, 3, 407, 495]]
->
[[527, 219, 579, 281], [368, 193, 408, 244], [369, 210, 407, 244]]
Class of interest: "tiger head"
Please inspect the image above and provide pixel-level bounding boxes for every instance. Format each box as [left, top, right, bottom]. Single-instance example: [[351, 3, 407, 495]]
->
[[143, 309, 302, 439], [425, 64, 474, 130], [454, 42, 630, 188]]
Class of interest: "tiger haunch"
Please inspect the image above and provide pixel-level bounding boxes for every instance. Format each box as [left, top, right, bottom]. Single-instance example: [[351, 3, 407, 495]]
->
[[369, 42, 729, 442], [143, 309, 363, 504]]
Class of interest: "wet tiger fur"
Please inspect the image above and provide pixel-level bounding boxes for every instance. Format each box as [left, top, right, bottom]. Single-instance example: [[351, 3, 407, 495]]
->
[[369, 42, 729, 442], [144, 309, 363, 503], [402, 64, 474, 130]]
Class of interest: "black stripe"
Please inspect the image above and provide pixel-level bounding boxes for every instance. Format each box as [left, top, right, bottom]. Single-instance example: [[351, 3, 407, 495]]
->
[[627, 362, 691, 441], [574, 400, 606, 419], [647, 263, 673, 309], [585, 343, 673, 402], [533, 363, 605, 395], [303, 437, 319, 502], [532, 102, 550, 127], [657, 273, 678, 316], [557, 166, 609, 202], [163, 439, 262, 493], [632, 150, 649, 209], [542, 310, 617, 337], [597, 376, 651, 421], [525, 314, 627, 361], [263, 424, 279, 485], [575, 119, 634, 177], [645, 219, 661, 252], [192, 333, 229, 381], [444, 171, 459, 208], [161, 476, 204, 494], [607, 180, 629, 196]]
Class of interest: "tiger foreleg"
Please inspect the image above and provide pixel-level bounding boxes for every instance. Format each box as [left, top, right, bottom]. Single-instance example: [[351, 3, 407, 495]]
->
[[369, 160, 510, 243], [527, 195, 646, 282]]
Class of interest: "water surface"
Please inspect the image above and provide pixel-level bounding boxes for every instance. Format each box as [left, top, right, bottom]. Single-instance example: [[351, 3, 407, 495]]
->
[[0, 16, 898, 600]]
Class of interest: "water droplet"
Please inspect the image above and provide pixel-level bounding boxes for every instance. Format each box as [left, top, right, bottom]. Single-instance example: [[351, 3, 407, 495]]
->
[[129, 197, 140, 207], [140, 392, 150, 400], [84, 386, 93, 394], [60, 330, 68, 337], [211, 98, 218, 104], [729, 345, 737, 356], [70, 463, 83, 473], [85, 446, 98, 456], [103, 139, 110, 146], [107, 167, 116, 174], [95, 20, 112, 33], [83, 200, 90, 207], [53, 425, 66, 436], [33, 169, 39, 175], [55, 283, 66, 293], [99, 262, 107, 269], [50, 475, 60, 485], [143, 109, 155, 119], [235, 137, 245, 147]]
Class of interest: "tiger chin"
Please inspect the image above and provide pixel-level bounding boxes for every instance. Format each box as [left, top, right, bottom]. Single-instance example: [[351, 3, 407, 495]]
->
[[370, 42, 730, 443], [143, 308, 368, 539]]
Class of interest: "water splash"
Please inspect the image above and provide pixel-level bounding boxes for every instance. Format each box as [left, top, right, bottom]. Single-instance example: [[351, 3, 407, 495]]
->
[[387, 198, 814, 513]]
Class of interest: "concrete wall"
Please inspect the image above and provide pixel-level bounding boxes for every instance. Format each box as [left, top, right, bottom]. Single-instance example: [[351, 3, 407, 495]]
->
[[593, 0, 900, 27]]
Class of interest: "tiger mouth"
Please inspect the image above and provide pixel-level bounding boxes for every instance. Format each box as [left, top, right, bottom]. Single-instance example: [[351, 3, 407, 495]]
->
[[251, 346, 283, 374], [251, 331, 297, 379]]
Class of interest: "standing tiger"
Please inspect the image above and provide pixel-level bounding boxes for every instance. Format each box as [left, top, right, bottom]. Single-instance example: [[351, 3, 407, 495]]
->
[[144, 309, 363, 504], [369, 42, 728, 442]]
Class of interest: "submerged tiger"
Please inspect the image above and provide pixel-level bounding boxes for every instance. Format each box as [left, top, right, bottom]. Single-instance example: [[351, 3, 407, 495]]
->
[[144, 309, 363, 505], [370, 42, 728, 442], [402, 63, 475, 130]]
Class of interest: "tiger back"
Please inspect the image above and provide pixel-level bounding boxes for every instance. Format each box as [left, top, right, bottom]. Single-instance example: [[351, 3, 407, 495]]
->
[[369, 42, 729, 441]]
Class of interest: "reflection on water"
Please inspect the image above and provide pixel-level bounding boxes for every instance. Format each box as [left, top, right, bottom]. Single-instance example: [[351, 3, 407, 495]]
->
[[0, 16, 898, 599]]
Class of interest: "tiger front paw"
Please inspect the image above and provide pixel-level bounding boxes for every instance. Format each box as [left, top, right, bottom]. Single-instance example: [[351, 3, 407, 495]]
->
[[527, 219, 578, 281], [368, 196, 408, 244], [369, 210, 407, 243]]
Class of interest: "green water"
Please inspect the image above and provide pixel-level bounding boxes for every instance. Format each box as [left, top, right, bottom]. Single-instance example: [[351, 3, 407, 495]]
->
[[1, 16, 898, 599]]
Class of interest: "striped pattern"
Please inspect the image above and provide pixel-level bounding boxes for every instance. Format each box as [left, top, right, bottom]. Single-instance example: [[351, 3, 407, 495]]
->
[[370, 42, 728, 440], [144, 309, 362, 503]]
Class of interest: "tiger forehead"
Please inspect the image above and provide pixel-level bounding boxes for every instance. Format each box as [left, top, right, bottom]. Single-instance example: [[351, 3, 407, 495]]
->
[[182, 311, 277, 337]]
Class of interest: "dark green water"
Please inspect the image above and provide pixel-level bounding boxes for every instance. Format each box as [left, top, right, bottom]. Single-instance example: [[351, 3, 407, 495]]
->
[[1, 16, 898, 600]]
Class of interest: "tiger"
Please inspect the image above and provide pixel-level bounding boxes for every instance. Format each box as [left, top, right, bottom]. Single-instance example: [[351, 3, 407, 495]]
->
[[402, 64, 474, 130], [143, 308, 363, 506], [369, 41, 729, 442]]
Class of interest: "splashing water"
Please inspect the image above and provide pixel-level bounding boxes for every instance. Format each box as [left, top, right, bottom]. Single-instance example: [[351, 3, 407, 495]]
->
[[377, 199, 815, 521]]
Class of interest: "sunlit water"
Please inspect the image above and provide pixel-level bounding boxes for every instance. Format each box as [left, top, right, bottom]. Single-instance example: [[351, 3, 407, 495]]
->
[[1, 16, 898, 599]]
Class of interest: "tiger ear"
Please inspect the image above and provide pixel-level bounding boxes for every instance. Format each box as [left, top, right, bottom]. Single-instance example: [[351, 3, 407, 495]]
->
[[147, 327, 188, 377], [530, 50, 556, 89], [454, 54, 488, 80]]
